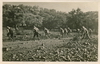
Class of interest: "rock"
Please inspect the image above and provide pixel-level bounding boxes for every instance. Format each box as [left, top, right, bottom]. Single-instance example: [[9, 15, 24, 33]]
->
[[3, 47, 9, 51], [13, 54, 16, 59]]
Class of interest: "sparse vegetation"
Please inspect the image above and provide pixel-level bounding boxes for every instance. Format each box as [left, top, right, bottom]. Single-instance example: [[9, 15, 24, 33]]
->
[[3, 30, 98, 61]]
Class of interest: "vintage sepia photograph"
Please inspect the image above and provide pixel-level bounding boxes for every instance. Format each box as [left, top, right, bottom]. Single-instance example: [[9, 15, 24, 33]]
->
[[2, 2, 98, 61]]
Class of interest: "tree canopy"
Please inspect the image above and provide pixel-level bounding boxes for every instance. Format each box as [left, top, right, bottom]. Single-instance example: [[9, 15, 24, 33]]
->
[[3, 4, 98, 31]]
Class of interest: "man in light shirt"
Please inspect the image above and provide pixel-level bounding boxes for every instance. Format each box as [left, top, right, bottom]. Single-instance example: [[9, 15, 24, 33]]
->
[[33, 26, 40, 40], [82, 26, 90, 39], [44, 27, 50, 38]]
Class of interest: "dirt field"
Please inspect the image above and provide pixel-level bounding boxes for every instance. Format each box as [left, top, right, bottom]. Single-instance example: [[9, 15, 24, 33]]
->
[[3, 30, 98, 61]]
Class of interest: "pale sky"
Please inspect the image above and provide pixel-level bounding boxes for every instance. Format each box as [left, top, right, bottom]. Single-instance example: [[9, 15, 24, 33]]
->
[[3, 2, 98, 13]]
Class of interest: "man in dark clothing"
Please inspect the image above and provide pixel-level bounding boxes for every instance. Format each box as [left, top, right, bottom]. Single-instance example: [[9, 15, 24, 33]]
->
[[7, 26, 14, 40], [33, 26, 40, 40], [33, 29, 39, 38]]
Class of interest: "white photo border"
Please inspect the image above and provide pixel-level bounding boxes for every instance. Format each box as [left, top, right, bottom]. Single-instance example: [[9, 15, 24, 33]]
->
[[0, 0, 100, 64]]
